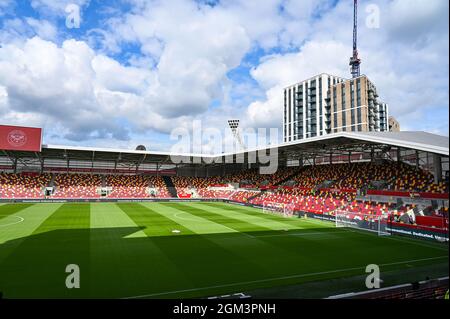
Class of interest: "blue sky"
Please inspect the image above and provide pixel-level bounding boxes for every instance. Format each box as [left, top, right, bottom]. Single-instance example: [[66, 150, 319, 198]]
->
[[0, 0, 448, 152]]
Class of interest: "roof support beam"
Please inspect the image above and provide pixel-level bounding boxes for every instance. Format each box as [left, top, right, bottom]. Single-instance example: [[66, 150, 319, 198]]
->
[[433, 154, 442, 184], [92, 151, 95, 173]]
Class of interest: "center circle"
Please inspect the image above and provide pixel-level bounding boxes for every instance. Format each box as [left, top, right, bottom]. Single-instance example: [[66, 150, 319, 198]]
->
[[0, 215, 25, 227]]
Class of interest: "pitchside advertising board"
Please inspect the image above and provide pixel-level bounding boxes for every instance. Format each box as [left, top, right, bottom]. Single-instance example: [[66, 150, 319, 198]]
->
[[0, 125, 42, 152]]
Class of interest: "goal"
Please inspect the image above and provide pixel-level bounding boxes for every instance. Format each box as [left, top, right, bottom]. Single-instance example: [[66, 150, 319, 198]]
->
[[335, 211, 391, 236], [262, 202, 295, 218]]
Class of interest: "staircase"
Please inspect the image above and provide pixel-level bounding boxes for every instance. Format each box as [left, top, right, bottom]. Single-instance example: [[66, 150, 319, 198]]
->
[[275, 167, 306, 187], [162, 176, 178, 198], [316, 180, 334, 190], [48, 173, 56, 187]]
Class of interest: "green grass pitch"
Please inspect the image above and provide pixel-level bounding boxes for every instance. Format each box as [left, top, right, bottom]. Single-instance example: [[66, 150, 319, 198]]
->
[[0, 201, 448, 298]]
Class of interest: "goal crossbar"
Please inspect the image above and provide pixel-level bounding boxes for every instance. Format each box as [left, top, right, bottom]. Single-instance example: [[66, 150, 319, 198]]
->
[[335, 211, 390, 236], [262, 202, 295, 218]]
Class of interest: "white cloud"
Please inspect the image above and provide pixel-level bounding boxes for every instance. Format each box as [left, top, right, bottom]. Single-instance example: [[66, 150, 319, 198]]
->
[[0, 0, 448, 152], [244, 0, 449, 135], [30, 0, 90, 16], [0, 17, 58, 43], [0, 37, 135, 141], [0, 35, 225, 144], [246, 40, 349, 128], [25, 17, 58, 40], [102, 0, 252, 118], [0, 0, 13, 16]]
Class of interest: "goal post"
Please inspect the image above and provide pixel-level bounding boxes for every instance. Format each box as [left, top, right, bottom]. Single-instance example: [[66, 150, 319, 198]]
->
[[335, 211, 391, 236], [262, 202, 295, 218]]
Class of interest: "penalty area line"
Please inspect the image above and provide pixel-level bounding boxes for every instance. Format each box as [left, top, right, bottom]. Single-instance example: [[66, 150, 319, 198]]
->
[[122, 255, 448, 299]]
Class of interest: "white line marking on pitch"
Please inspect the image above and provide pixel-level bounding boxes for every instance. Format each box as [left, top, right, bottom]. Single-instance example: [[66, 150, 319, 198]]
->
[[122, 255, 448, 299], [0, 215, 25, 227]]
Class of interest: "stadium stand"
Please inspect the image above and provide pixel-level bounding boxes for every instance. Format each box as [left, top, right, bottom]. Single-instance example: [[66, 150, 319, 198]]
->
[[148, 176, 172, 198], [52, 174, 102, 198], [0, 161, 448, 230], [0, 172, 51, 198], [106, 175, 170, 198], [328, 277, 449, 299]]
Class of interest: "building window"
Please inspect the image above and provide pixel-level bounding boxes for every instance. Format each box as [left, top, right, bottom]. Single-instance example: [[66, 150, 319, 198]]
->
[[341, 86, 346, 110], [333, 89, 337, 113], [357, 107, 362, 124], [288, 89, 291, 123]]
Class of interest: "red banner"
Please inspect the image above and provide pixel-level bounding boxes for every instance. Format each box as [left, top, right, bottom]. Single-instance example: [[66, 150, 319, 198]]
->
[[0, 125, 42, 152]]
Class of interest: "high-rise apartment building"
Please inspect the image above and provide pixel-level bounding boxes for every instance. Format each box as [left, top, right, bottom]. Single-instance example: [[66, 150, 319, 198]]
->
[[328, 75, 388, 133], [283, 73, 346, 142], [283, 73, 389, 142]]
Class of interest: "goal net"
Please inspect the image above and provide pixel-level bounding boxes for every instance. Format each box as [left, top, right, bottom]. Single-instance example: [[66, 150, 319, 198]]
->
[[335, 211, 390, 236], [262, 202, 295, 218]]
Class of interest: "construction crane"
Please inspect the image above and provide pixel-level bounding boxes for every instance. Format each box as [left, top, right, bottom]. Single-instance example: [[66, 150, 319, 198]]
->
[[349, 0, 361, 78]]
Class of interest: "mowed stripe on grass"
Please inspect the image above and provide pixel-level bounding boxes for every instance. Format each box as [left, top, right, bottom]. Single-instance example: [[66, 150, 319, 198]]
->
[[118, 202, 196, 237], [0, 203, 91, 298], [0, 203, 63, 262], [160, 202, 321, 275], [0, 202, 448, 298], [209, 202, 327, 230], [0, 203, 34, 222], [90, 202, 147, 238], [119, 202, 272, 291], [89, 203, 194, 298], [172, 202, 279, 233], [140, 202, 240, 235]]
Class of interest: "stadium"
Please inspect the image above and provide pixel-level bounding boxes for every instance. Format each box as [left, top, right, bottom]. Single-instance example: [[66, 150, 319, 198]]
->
[[0, 0, 449, 305], [0, 126, 448, 299]]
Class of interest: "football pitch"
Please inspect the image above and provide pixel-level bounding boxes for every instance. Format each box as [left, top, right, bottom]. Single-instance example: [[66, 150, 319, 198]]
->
[[0, 202, 448, 299]]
